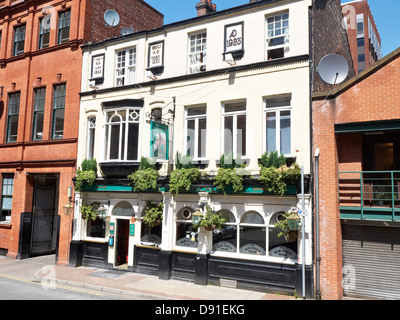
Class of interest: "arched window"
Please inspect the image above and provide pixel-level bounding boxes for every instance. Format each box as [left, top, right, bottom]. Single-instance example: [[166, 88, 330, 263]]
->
[[112, 201, 135, 216], [105, 108, 140, 161], [86, 201, 106, 238], [239, 211, 266, 256], [175, 207, 197, 248], [268, 211, 297, 259], [212, 210, 237, 253]]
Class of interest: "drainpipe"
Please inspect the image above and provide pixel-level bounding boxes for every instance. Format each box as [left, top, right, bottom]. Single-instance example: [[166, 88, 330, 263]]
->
[[315, 148, 321, 300]]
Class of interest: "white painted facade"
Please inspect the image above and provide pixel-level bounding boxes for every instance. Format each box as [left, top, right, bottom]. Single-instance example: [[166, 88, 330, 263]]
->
[[72, 0, 313, 293]]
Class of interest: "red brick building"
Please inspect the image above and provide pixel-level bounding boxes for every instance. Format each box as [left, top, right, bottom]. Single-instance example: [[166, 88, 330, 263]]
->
[[313, 47, 400, 300], [342, 0, 382, 73], [0, 0, 162, 265]]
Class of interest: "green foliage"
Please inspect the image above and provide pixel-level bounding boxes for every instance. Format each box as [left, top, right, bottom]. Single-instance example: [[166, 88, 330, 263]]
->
[[259, 166, 287, 195], [196, 205, 227, 230], [80, 203, 98, 221], [142, 201, 164, 228], [75, 159, 97, 191], [81, 158, 97, 172], [175, 152, 194, 169], [213, 168, 244, 195], [128, 157, 159, 192], [128, 168, 159, 192], [169, 168, 201, 195], [75, 168, 97, 191], [139, 156, 156, 170], [274, 208, 299, 238], [260, 151, 286, 168], [259, 151, 301, 196], [219, 152, 245, 169]]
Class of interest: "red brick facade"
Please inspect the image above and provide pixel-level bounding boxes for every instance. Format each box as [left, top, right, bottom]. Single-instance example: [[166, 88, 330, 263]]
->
[[312, 48, 400, 299], [0, 0, 162, 264]]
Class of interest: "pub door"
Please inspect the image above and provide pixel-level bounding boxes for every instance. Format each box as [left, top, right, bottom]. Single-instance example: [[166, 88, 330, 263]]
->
[[115, 219, 129, 267]]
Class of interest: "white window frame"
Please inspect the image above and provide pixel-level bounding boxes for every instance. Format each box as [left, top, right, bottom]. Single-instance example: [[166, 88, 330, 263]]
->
[[86, 116, 96, 160], [265, 11, 289, 60], [185, 106, 207, 160], [115, 47, 137, 86], [263, 96, 292, 157], [222, 102, 247, 157], [104, 108, 141, 162], [188, 31, 207, 74]]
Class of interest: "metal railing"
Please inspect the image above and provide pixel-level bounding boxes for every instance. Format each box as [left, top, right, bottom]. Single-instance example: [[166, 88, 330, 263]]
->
[[338, 171, 400, 221]]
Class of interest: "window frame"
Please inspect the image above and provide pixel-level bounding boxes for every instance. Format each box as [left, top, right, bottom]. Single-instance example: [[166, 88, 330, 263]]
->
[[263, 96, 292, 157], [39, 16, 51, 49], [32, 87, 46, 141], [57, 10, 71, 44], [222, 101, 247, 157], [185, 106, 207, 160], [0, 174, 14, 222], [104, 107, 141, 162], [13, 24, 26, 56], [6, 92, 20, 143], [115, 47, 137, 87], [210, 208, 298, 261], [87, 116, 96, 160], [265, 11, 289, 60], [51, 84, 66, 140], [188, 31, 207, 74]]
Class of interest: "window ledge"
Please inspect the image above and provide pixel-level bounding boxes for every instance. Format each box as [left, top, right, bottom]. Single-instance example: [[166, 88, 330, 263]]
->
[[0, 222, 12, 229]]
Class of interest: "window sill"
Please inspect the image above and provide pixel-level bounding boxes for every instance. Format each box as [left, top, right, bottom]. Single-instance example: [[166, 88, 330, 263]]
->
[[0, 222, 12, 229]]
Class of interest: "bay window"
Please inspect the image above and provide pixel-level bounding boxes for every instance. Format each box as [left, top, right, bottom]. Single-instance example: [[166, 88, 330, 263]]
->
[[104, 108, 140, 161]]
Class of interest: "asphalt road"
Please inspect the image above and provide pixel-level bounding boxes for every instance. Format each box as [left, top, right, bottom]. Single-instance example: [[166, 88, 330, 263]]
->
[[0, 272, 145, 300]]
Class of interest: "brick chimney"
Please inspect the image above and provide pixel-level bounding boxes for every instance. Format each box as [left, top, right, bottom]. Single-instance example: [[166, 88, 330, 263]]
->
[[196, 0, 216, 16]]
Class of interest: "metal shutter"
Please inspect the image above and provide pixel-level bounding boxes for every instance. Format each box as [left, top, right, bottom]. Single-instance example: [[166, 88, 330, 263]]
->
[[342, 224, 400, 300]]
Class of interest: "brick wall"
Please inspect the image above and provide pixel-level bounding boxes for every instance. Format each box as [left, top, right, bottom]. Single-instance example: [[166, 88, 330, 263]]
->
[[312, 49, 400, 299], [312, 0, 355, 93], [86, 0, 164, 43]]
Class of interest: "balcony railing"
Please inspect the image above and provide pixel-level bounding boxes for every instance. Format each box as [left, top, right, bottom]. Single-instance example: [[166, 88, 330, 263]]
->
[[339, 171, 400, 222]]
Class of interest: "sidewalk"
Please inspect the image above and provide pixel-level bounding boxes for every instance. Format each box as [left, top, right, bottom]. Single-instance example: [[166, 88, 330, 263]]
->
[[0, 255, 295, 300]]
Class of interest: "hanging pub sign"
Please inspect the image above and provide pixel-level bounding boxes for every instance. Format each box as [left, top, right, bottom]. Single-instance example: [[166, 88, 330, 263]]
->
[[91, 53, 105, 82], [148, 40, 164, 72], [150, 121, 169, 160], [224, 22, 244, 57]]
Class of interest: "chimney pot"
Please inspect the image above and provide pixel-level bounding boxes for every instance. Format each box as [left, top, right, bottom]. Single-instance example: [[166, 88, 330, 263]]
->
[[196, 0, 216, 16]]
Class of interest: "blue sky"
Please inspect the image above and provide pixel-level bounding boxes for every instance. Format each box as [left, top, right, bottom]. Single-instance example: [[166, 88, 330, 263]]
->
[[145, 0, 399, 57]]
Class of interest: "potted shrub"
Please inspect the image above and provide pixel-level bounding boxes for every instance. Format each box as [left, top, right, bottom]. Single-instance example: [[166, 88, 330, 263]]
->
[[75, 159, 97, 191], [128, 157, 159, 192], [213, 152, 247, 195], [195, 205, 227, 231], [259, 151, 301, 196], [80, 202, 98, 221], [168, 152, 201, 195], [274, 207, 300, 242], [142, 200, 164, 228]]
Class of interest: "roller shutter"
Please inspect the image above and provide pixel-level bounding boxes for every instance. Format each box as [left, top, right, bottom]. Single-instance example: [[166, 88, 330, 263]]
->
[[342, 224, 400, 300]]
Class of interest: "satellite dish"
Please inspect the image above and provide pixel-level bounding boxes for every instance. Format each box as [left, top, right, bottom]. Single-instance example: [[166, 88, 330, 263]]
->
[[121, 27, 134, 36], [317, 53, 349, 85], [104, 9, 120, 27]]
